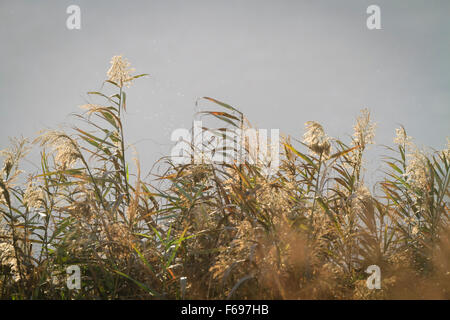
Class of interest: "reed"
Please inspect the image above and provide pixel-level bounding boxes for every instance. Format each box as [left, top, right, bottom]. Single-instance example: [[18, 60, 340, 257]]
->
[[0, 57, 448, 299]]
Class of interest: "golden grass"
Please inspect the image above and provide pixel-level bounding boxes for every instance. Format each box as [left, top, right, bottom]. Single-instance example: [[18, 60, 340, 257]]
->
[[0, 57, 448, 299]]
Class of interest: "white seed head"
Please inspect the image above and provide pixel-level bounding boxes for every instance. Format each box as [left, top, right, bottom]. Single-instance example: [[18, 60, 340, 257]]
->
[[393, 127, 412, 147], [23, 181, 44, 209], [444, 137, 450, 159], [353, 109, 376, 147], [35, 130, 80, 169], [405, 150, 429, 192], [107, 55, 135, 87], [0, 242, 20, 282], [303, 121, 331, 157]]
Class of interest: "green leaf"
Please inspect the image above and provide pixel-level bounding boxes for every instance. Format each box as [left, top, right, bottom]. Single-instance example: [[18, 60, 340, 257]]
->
[[201, 97, 242, 115], [87, 91, 119, 106], [114, 270, 159, 297], [283, 143, 318, 170], [387, 162, 403, 175], [126, 73, 149, 81]]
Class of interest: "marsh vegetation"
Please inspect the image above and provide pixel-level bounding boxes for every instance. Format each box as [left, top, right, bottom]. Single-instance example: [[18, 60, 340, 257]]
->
[[0, 57, 448, 299]]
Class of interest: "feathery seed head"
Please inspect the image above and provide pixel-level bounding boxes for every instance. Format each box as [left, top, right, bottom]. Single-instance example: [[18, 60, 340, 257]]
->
[[393, 127, 412, 147], [23, 181, 44, 209], [35, 130, 80, 169], [303, 121, 331, 157], [0, 242, 20, 282], [0, 183, 6, 206], [352, 109, 376, 147], [406, 150, 429, 192], [107, 55, 135, 87], [0, 152, 14, 178], [350, 185, 372, 214], [444, 137, 450, 159]]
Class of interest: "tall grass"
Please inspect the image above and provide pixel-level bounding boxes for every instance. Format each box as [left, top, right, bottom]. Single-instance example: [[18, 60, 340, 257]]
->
[[0, 57, 448, 299]]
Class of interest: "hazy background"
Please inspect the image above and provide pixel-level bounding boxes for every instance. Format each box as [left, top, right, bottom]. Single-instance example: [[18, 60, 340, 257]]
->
[[1, 0, 449, 186]]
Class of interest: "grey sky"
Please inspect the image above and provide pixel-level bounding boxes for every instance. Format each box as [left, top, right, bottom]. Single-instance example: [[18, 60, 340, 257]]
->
[[1, 0, 449, 184]]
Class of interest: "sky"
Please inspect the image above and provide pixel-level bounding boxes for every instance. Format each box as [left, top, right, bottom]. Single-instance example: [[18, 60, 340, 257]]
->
[[1, 0, 449, 186]]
